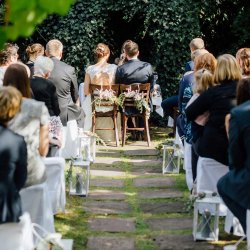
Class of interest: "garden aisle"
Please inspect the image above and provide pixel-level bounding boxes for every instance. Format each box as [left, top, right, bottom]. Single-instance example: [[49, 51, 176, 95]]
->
[[55, 128, 227, 250]]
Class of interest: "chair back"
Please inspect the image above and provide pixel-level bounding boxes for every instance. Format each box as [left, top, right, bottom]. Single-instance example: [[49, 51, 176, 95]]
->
[[119, 83, 150, 109]]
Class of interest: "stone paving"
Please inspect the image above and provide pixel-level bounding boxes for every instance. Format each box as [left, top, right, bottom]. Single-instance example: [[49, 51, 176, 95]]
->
[[84, 140, 224, 250]]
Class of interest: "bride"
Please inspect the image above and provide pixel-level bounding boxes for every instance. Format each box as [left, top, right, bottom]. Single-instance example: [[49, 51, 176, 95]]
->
[[83, 43, 119, 142]]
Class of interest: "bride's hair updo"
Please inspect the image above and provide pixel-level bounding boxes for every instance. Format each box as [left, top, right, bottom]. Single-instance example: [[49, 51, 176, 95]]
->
[[94, 43, 110, 59]]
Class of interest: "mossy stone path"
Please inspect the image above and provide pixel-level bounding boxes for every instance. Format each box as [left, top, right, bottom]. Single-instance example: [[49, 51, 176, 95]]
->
[[55, 131, 244, 249]]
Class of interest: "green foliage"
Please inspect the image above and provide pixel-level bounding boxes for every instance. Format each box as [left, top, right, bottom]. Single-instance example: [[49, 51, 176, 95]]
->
[[36, 0, 201, 96], [0, 0, 75, 48]]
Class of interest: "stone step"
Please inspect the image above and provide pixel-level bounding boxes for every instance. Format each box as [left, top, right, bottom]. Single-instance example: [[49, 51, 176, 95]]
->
[[134, 177, 175, 188], [146, 217, 192, 231], [90, 179, 124, 188], [152, 235, 215, 250], [84, 201, 132, 214], [87, 236, 135, 250], [88, 218, 135, 232], [140, 201, 186, 214], [88, 190, 126, 200], [138, 189, 183, 199]]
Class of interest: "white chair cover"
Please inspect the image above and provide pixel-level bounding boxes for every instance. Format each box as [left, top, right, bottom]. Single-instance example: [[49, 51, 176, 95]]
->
[[247, 210, 250, 248], [79, 82, 92, 131], [43, 157, 66, 214], [59, 120, 78, 159], [197, 157, 228, 216], [184, 141, 193, 191], [0, 213, 34, 250], [20, 182, 55, 233], [224, 209, 245, 236]]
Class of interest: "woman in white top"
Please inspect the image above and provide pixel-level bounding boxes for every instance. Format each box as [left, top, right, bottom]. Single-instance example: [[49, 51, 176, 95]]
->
[[83, 43, 119, 142]]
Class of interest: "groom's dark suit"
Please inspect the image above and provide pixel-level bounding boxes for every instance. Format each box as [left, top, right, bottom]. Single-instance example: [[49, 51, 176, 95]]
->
[[49, 57, 85, 127], [115, 59, 153, 88]]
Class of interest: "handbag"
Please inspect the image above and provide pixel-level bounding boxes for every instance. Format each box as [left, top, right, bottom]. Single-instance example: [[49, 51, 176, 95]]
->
[[32, 223, 64, 250]]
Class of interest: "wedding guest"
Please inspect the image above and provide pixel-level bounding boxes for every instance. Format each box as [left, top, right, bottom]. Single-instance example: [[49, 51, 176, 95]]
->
[[84, 43, 117, 95], [114, 39, 132, 66], [0, 43, 19, 85], [186, 54, 241, 193], [115, 40, 153, 139], [31, 55, 60, 116], [218, 77, 250, 232], [3, 63, 50, 187], [83, 43, 118, 142], [161, 38, 205, 136], [26, 43, 45, 77], [46, 39, 85, 127], [115, 40, 154, 88], [238, 48, 250, 78], [0, 86, 27, 222]]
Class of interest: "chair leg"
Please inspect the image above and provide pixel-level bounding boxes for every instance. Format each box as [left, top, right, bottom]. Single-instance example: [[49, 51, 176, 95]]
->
[[113, 114, 120, 147], [122, 115, 127, 147], [144, 116, 151, 147], [92, 113, 96, 133]]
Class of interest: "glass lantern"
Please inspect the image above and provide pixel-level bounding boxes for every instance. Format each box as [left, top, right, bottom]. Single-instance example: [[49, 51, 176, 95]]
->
[[162, 144, 182, 174], [193, 195, 222, 241], [69, 159, 90, 197], [78, 129, 96, 162]]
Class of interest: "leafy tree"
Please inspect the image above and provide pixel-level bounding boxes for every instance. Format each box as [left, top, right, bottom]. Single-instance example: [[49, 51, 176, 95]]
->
[[0, 0, 75, 48]]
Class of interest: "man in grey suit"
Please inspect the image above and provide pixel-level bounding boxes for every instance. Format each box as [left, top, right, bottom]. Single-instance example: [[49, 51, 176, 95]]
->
[[45, 39, 85, 127]]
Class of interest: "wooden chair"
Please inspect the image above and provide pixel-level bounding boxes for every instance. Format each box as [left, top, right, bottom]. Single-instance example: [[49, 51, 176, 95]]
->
[[89, 84, 120, 147], [120, 83, 151, 147]]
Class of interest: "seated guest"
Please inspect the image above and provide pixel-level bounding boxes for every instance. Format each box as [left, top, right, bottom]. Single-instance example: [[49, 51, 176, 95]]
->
[[115, 40, 153, 139], [0, 43, 19, 85], [46, 39, 85, 127], [161, 37, 205, 129], [25, 43, 45, 77], [31, 55, 60, 116], [238, 48, 250, 78], [218, 77, 250, 233], [0, 86, 27, 223], [186, 54, 241, 194], [83, 43, 118, 142], [115, 40, 154, 88], [3, 63, 50, 187]]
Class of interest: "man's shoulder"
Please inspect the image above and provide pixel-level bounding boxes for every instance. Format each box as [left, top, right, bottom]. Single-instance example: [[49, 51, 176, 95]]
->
[[52, 58, 75, 71]]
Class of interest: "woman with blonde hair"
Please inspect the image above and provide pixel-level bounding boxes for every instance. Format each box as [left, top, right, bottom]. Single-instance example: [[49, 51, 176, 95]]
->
[[26, 43, 44, 76], [186, 54, 241, 195], [238, 48, 250, 78], [0, 86, 27, 222]]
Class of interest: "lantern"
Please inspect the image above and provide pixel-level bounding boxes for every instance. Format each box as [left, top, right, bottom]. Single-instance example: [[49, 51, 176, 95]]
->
[[162, 144, 182, 174], [193, 195, 221, 241]]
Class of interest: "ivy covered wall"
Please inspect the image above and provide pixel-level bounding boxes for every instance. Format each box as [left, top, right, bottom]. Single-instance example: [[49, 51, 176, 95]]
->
[[35, 0, 200, 97]]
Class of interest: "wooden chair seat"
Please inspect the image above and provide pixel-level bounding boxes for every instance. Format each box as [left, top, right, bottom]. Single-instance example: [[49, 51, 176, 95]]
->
[[120, 83, 151, 147]]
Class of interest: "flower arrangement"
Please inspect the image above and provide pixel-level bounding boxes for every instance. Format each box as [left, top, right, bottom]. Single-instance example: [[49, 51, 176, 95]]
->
[[118, 88, 150, 116], [91, 86, 150, 117], [93, 88, 117, 106], [49, 116, 63, 140]]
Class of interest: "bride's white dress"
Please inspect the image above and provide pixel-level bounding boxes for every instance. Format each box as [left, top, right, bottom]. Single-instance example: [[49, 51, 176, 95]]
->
[[80, 63, 121, 142]]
